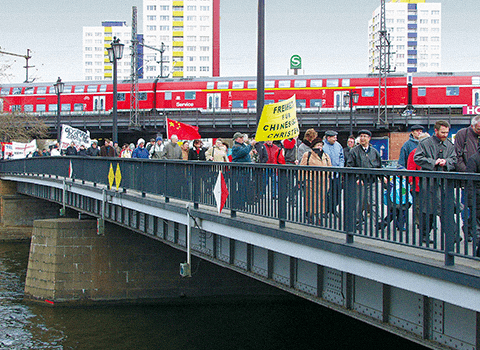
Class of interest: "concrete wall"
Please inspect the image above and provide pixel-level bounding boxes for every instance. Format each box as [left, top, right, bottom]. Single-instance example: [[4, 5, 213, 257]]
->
[[25, 219, 287, 305]]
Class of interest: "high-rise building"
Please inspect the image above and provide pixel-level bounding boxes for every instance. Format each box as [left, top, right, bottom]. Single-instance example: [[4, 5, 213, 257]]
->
[[143, 0, 220, 79], [83, 21, 141, 81], [368, 0, 441, 74]]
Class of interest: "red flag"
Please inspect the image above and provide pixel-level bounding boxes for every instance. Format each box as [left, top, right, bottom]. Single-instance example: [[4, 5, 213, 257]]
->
[[214, 171, 229, 213], [68, 160, 73, 178], [166, 118, 201, 140]]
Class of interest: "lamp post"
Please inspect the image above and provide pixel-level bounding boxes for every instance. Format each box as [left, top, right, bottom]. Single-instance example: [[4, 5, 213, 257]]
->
[[107, 37, 124, 144], [159, 42, 166, 78], [53, 77, 64, 143], [344, 90, 359, 135]]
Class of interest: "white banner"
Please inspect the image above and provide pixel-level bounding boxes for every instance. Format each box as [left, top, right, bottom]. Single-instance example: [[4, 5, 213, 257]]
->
[[11, 140, 37, 159], [60, 125, 91, 150]]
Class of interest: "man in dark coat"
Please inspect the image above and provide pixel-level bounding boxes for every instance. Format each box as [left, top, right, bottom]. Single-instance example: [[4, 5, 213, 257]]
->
[[414, 120, 457, 243], [347, 130, 382, 229], [398, 124, 423, 168], [188, 139, 207, 161]]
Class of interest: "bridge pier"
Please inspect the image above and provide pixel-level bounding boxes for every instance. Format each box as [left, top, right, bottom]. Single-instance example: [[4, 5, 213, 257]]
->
[[24, 218, 287, 305], [0, 180, 60, 241]]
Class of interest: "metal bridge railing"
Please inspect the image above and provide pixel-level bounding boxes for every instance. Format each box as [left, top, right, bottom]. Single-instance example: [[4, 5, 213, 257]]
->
[[1, 157, 479, 266]]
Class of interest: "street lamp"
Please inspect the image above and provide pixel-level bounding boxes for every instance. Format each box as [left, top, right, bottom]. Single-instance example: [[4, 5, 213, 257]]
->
[[344, 90, 359, 135], [158, 42, 166, 78], [53, 77, 64, 143], [107, 37, 124, 144]]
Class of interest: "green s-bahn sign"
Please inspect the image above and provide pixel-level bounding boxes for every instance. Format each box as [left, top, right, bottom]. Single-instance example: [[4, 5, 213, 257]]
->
[[290, 55, 302, 70]]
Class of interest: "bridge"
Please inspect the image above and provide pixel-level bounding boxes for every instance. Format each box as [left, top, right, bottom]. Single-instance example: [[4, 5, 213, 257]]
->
[[0, 157, 479, 350], [37, 107, 471, 139]]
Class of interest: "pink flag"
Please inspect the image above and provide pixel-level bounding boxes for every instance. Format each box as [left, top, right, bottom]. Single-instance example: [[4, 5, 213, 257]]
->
[[213, 171, 229, 213]]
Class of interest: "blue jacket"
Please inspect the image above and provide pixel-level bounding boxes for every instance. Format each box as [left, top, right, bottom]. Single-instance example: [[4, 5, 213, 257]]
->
[[398, 134, 419, 168], [232, 142, 252, 163], [323, 140, 344, 167], [132, 147, 150, 159]]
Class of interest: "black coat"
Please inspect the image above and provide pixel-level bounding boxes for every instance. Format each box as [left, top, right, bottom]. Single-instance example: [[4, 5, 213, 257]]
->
[[188, 147, 206, 161]]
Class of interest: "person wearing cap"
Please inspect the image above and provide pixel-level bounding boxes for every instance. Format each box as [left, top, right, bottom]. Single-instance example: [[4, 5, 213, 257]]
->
[[347, 129, 382, 229], [86, 140, 100, 157], [150, 136, 165, 159], [398, 124, 424, 168], [232, 132, 255, 163], [162, 135, 183, 160], [300, 137, 332, 223], [322, 130, 344, 217], [132, 138, 149, 159], [100, 139, 116, 157]]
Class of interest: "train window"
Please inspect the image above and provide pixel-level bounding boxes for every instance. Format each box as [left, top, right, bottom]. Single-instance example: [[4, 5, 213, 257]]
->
[[49, 104, 57, 112], [1, 88, 10, 95], [311, 80, 323, 87], [74, 104, 84, 111], [418, 87, 426, 96], [296, 99, 306, 108], [24, 104, 34, 112], [311, 99, 323, 107], [279, 80, 291, 88], [63, 86, 72, 93], [342, 79, 351, 87], [87, 85, 98, 93], [446, 87, 459, 96], [99, 85, 107, 92], [165, 91, 172, 100], [294, 80, 307, 88], [473, 77, 480, 85], [326, 79, 339, 87], [24, 87, 34, 95], [232, 100, 244, 108], [37, 87, 47, 94], [10, 105, 21, 112], [61, 104, 71, 111], [247, 81, 257, 89], [247, 100, 256, 108], [185, 91, 196, 100], [74, 86, 85, 93], [139, 93, 148, 101], [117, 93, 126, 101], [232, 81, 244, 89], [12, 88, 21, 95], [265, 81, 275, 88], [362, 88, 375, 97], [36, 104, 46, 112], [265, 100, 274, 105], [217, 81, 229, 89], [206, 82, 215, 90]]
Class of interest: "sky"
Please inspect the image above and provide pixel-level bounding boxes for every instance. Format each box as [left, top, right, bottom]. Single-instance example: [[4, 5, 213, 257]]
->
[[0, 0, 479, 84]]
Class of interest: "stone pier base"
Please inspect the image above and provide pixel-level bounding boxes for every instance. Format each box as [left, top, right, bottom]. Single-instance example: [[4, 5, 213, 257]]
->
[[25, 219, 287, 305]]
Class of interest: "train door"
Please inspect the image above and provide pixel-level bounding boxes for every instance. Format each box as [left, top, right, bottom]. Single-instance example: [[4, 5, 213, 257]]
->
[[207, 93, 221, 111], [473, 89, 480, 106], [334, 91, 347, 110], [94, 96, 105, 111]]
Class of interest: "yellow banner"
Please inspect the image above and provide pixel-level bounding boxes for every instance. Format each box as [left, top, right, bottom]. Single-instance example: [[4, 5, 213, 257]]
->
[[254, 95, 300, 142]]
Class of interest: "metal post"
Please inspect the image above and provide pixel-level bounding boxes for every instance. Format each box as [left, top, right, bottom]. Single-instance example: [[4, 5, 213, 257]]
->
[[112, 56, 118, 144], [349, 90, 353, 136], [56, 90, 61, 143], [256, 0, 265, 125]]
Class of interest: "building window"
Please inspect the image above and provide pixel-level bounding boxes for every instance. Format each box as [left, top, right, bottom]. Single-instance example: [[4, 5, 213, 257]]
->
[[200, 46, 209, 51], [159, 5, 169, 11], [159, 16, 169, 21], [159, 26, 169, 31], [147, 26, 156, 31], [187, 6, 197, 10], [200, 66, 209, 72], [431, 19, 439, 24], [147, 5, 156, 10], [147, 15, 156, 21], [187, 16, 197, 21], [200, 6, 210, 11]]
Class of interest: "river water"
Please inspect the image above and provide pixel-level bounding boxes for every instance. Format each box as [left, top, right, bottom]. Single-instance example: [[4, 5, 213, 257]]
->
[[0, 242, 426, 350]]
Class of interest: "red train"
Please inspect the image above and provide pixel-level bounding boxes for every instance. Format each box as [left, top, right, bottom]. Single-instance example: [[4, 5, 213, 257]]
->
[[1, 72, 479, 117]]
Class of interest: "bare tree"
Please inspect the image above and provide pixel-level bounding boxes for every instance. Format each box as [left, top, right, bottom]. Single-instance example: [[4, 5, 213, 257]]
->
[[0, 111, 49, 143]]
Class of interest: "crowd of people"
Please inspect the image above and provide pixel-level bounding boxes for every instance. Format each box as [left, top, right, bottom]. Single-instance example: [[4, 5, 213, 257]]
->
[[23, 117, 480, 250]]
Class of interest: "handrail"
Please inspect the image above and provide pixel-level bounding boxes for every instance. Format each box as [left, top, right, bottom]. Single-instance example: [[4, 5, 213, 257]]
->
[[1, 156, 479, 266]]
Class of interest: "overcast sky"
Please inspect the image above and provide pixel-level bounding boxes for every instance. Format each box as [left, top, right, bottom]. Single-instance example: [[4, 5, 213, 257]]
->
[[0, 0, 478, 83]]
